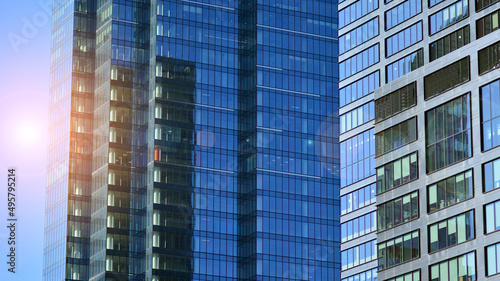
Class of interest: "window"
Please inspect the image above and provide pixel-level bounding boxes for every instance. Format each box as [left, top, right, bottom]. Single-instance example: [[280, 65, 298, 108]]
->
[[429, 0, 469, 35], [429, 252, 476, 281], [479, 41, 500, 75], [341, 183, 376, 215], [486, 242, 500, 276], [476, 9, 500, 39], [341, 128, 376, 187], [386, 21, 423, 57], [429, 25, 470, 62], [428, 169, 473, 213], [375, 82, 417, 122], [341, 240, 377, 270], [424, 57, 470, 99], [385, 269, 420, 281], [484, 157, 500, 192], [485, 200, 500, 233], [340, 44, 380, 81], [429, 210, 474, 253], [341, 268, 377, 281], [378, 230, 419, 271], [386, 49, 424, 83], [340, 101, 375, 134], [340, 17, 379, 54], [340, 71, 380, 107], [425, 94, 471, 173], [476, 0, 500, 12], [341, 211, 376, 242], [339, 0, 379, 29], [377, 191, 418, 231], [385, 0, 422, 30], [430, 0, 445, 7], [480, 79, 500, 150], [375, 117, 417, 157], [376, 152, 418, 194]]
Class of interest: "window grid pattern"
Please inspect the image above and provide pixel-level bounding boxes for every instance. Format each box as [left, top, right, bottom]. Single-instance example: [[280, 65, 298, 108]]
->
[[386, 49, 424, 83], [385, 0, 422, 30], [340, 17, 379, 54], [341, 183, 376, 215], [377, 191, 419, 232], [484, 157, 500, 192], [339, 0, 379, 29], [375, 82, 417, 123], [479, 41, 500, 75], [429, 25, 470, 62], [386, 21, 423, 57], [476, 9, 500, 39], [480, 79, 500, 150], [341, 211, 377, 243], [425, 94, 471, 173], [341, 268, 377, 281], [424, 57, 470, 99], [385, 269, 420, 281], [429, 0, 469, 35], [340, 101, 375, 134], [476, 0, 500, 12], [375, 117, 417, 157], [429, 252, 476, 281], [341, 128, 376, 188], [427, 169, 473, 213], [340, 71, 380, 107], [486, 242, 500, 276], [340, 44, 380, 81], [341, 240, 377, 271], [485, 200, 500, 234], [377, 230, 420, 271], [429, 210, 474, 253], [376, 152, 418, 194]]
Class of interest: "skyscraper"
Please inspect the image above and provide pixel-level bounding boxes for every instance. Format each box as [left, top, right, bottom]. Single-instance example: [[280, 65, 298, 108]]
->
[[44, 1, 340, 281], [340, 0, 500, 280]]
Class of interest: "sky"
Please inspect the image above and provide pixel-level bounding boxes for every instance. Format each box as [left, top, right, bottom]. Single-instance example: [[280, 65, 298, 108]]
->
[[0, 0, 52, 280]]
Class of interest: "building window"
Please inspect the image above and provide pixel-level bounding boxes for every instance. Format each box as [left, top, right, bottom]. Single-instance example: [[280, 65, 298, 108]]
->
[[339, 0, 379, 29], [428, 169, 473, 213], [378, 230, 419, 271], [481, 79, 500, 150], [340, 71, 380, 107], [386, 49, 424, 83], [341, 240, 377, 270], [429, 251, 476, 281], [375, 82, 417, 122], [385, 0, 422, 30], [429, 0, 469, 35], [425, 93, 471, 173], [376, 152, 418, 194], [385, 269, 420, 281], [485, 200, 500, 233], [340, 44, 380, 81], [340, 101, 375, 134], [375, 117, 417, 157], [476, 0, 500, 12], [424, 57, 470, 99], [429, 25, 470, 62], [341, 268, 377, 281], [430, 0, 445, 7], [341, 211, 376, 243], [486, 242, 500, 276], [340, 17, 379, 54], [429, 210, 474, 253], [377, 191, 418, 232], [479, 41, 500, 75], [341, 128, 376, 188], [386, 21, 423, 57], [341, 183, 376, 215], [484, 158, 500, 192], [476, 9, 500, 39]]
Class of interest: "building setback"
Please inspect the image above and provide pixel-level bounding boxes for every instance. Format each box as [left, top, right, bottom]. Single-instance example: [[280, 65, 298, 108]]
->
[[43, 1, 340, 281]]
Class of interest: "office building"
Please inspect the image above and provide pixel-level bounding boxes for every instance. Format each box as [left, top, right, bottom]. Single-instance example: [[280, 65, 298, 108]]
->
[[340, 0, 500, 280], [44, 1, 340, 280]]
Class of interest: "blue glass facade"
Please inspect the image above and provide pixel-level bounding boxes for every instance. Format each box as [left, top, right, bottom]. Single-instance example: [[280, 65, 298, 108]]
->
[[45, 0, 340, 280]]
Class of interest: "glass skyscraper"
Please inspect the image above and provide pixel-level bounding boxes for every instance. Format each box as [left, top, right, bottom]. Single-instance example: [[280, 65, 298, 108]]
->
[[44, 1, 340, 280]]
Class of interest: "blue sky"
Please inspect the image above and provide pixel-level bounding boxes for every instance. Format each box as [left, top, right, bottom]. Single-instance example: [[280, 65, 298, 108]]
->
[[0, 1, 52, 280]]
